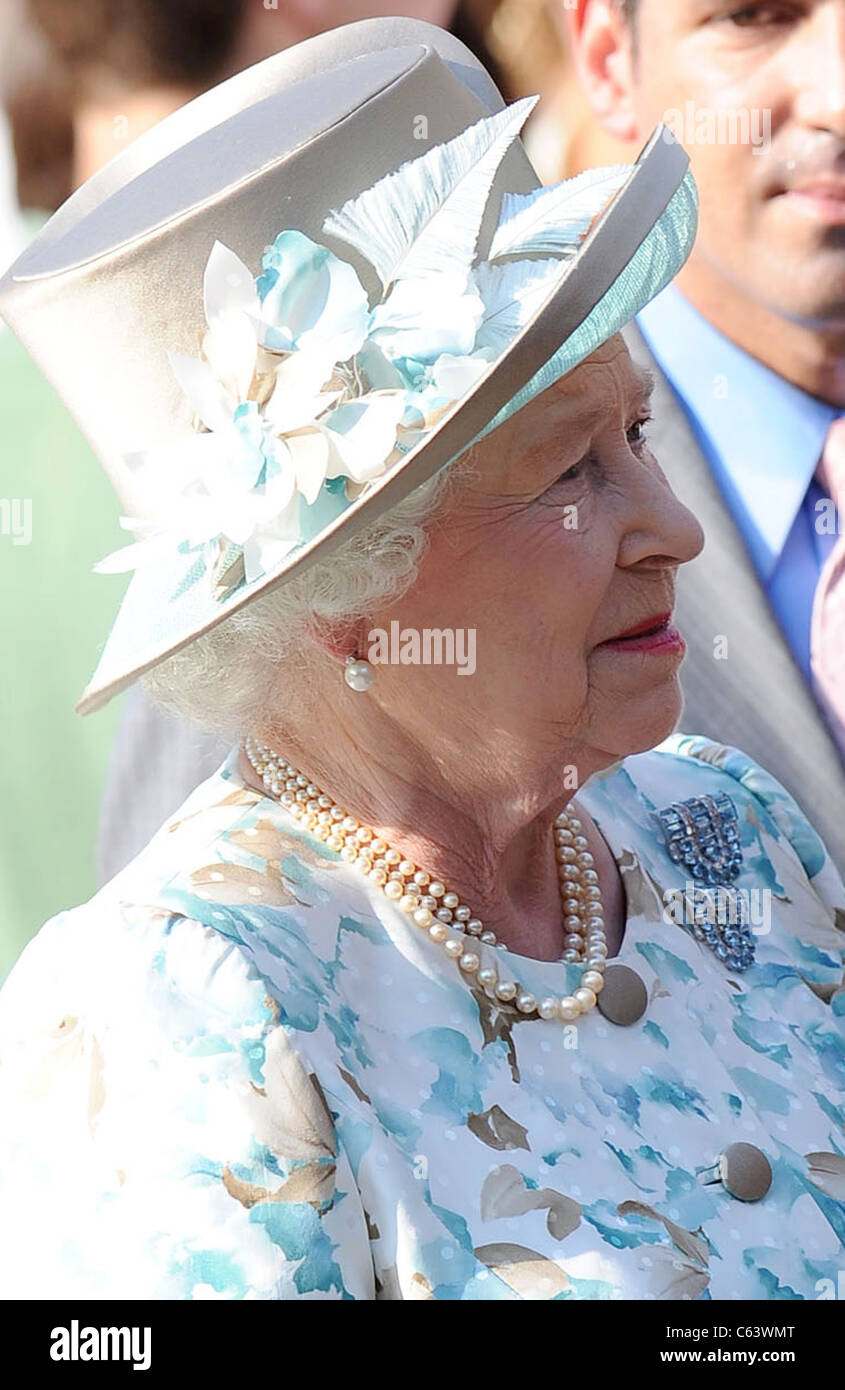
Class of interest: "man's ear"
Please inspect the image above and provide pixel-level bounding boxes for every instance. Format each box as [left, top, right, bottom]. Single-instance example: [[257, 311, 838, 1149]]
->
[[565, 0, 640, 143]]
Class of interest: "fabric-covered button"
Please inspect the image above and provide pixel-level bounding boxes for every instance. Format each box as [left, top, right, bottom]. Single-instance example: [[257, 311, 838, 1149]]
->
[[595, 963, 647, 1026], [717, 1145, 767, 1200], [718, 1143, 772, 1202]]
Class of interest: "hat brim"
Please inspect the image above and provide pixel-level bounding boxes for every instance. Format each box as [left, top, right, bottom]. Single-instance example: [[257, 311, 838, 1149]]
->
[[78, 126, 696, 715]]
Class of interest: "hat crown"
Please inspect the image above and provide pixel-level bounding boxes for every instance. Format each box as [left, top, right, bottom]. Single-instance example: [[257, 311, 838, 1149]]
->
[[12, 47, 437, 281], [0, 34, 534, 512], [3, 14, 504, 280]]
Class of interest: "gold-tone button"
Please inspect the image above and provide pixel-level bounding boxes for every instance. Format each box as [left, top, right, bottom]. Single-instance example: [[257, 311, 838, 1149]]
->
[[718, 1143, 772, 1202], [595, 963, 648, 1026]]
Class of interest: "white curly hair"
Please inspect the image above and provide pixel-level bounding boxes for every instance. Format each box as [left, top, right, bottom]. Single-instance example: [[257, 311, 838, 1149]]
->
[[141, 451, 474, 739]]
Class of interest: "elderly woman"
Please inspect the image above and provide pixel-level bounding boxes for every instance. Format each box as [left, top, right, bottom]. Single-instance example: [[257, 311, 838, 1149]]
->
[[0, 18, 842, 1302]]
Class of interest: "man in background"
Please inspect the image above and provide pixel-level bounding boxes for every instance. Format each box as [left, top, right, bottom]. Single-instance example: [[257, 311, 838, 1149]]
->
[[567, 0, 845, 867]]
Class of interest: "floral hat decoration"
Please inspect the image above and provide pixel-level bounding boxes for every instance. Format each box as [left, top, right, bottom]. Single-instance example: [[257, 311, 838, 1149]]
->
[[95, 106, 639, 599], [0, 19, 698, 713]]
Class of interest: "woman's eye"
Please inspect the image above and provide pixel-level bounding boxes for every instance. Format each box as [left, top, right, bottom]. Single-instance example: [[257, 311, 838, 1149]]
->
[[554, 456, 589, 485], [552, 420, 652, 486], [627, 417, 652, 453]]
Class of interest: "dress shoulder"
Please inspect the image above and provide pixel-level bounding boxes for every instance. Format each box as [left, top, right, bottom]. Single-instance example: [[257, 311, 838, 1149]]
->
[[657, 732, 845, 913], [0, 896, 373, 1299]]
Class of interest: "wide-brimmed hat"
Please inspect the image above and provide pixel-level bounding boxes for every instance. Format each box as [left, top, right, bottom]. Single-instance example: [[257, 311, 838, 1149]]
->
[[0, 16, 697, 715]]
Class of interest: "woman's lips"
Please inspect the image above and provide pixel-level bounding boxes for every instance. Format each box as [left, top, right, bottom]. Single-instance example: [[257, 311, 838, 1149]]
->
[[598, 613, 685, 655]]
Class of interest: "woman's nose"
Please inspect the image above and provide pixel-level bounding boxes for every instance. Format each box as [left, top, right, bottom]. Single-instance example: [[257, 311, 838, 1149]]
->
[[617, 450, 705, 570]]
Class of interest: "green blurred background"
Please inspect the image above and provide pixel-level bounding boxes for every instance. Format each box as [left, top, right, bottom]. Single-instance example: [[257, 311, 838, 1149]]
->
[[0, 310, 124, 983]]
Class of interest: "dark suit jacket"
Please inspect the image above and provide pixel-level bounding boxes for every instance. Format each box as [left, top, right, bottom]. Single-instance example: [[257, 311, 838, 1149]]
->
[[624, 321, 845, 872]]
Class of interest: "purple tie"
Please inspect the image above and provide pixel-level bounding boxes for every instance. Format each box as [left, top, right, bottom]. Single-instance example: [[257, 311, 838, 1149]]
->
[[810, 418, 845, 755]]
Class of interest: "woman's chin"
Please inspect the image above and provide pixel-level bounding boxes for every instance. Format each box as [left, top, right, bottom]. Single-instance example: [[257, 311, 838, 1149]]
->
[[603, 679, 684, 758]]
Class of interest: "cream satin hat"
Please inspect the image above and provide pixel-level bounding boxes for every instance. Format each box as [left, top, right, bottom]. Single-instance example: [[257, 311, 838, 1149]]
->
[[0, 16, 697, 714]]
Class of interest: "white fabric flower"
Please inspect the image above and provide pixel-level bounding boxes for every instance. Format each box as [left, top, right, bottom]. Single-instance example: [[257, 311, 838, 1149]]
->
[[256, 230, 370, 359], [368, 273, 484, 366]]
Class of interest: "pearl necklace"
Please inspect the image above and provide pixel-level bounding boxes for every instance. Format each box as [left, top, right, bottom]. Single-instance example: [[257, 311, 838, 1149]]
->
[[243, 737, 607, 1024]]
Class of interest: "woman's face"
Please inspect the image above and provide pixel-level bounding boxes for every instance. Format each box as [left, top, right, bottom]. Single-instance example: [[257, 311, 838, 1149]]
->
[[362, 334, 705, 784]]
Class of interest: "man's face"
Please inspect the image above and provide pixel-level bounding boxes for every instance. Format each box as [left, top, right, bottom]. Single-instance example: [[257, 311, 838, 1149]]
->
[[628, 1, 845, 328]]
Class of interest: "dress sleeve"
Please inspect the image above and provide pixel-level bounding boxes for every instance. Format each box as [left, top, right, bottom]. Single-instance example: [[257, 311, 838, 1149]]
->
[[0, 903, 375, 1299], [660, 732, 845, 921]]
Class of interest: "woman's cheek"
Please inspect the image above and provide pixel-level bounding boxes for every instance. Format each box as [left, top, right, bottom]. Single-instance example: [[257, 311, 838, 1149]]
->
[[528, 492, 594, 559]]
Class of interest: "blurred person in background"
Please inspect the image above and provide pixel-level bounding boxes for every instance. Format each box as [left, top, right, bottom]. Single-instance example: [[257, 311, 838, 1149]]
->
[[455, 0, 633, 180], [567, 0, 845, 869], [0, 0, 463, 979], [0, 0, 49, 270]]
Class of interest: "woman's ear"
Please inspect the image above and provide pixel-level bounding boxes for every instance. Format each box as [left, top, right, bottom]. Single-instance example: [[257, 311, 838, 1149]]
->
[[309, 614, 369, 666], [565, 0, 640, 144]]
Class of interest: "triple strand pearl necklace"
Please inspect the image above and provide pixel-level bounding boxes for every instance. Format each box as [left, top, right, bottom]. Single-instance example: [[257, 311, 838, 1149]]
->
[[243, 736, 607, 1024]]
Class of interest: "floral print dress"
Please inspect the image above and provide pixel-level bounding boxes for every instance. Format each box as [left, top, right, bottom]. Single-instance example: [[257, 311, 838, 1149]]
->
[[0, 735, 842, 1300]]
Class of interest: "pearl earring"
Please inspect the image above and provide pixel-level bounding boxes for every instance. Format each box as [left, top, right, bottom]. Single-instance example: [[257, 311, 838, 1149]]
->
[[343, 654, 375, 692]]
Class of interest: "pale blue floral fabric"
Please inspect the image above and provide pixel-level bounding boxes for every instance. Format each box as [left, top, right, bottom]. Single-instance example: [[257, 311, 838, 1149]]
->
[[0, 734, 842, 1300]]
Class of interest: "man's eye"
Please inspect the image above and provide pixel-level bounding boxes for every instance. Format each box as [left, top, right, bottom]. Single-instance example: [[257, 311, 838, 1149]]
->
[[721, 4, 797, 27]]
